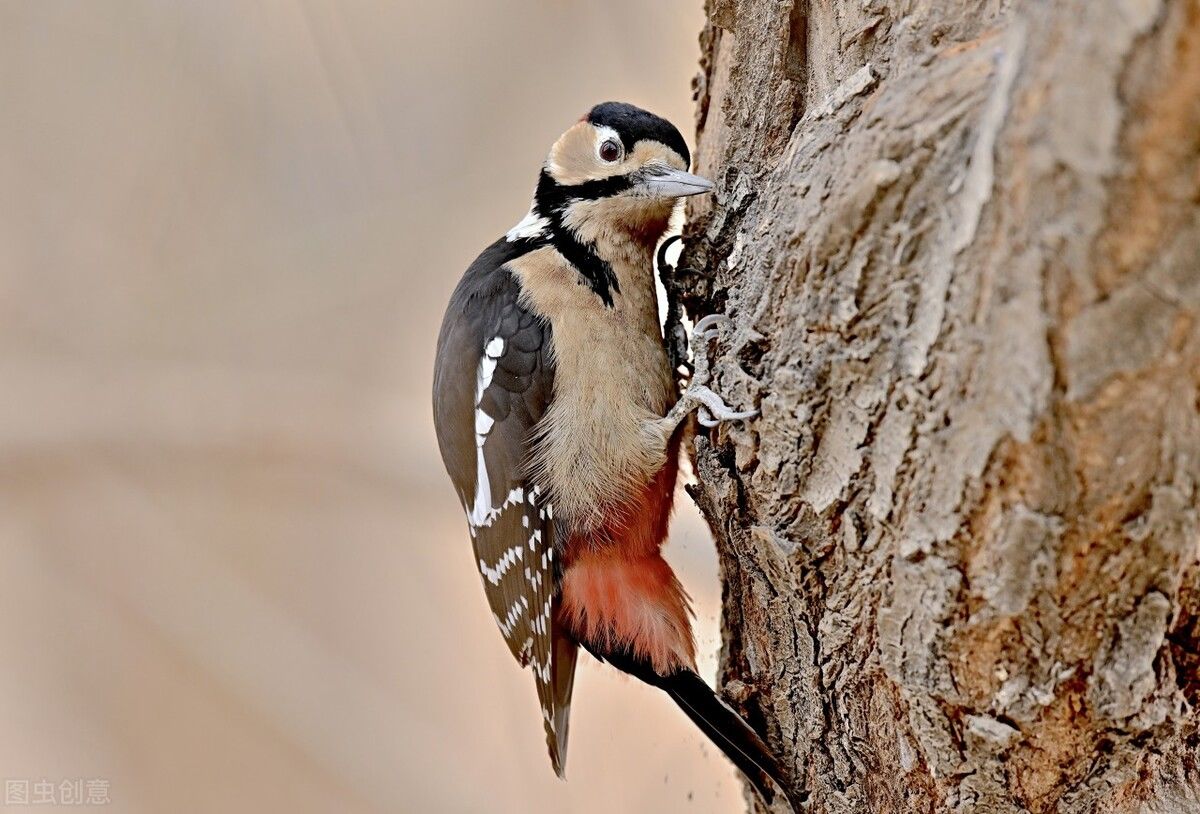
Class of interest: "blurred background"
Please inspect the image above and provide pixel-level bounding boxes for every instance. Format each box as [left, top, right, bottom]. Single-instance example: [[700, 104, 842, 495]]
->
[[0, 2, 747, 813]]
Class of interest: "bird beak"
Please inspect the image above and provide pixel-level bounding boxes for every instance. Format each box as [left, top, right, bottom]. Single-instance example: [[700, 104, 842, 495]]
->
[[638, 166, 714, 198]]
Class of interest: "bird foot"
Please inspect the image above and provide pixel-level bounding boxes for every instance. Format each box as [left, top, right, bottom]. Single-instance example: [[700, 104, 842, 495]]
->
[[660, 313, 757, 431], [681, 383, 758, 428]]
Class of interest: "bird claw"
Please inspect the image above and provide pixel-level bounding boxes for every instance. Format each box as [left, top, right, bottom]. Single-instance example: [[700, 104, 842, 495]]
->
[[688, 385, 758, 428], [690, 313, 733, 345], [657, 311, 756, 433], [691, 313, 733, 337], [673, 313, 757, 429]]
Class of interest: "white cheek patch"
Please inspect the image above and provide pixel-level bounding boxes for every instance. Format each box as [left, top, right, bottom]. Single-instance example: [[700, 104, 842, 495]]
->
[[547, 123, 626, 185]]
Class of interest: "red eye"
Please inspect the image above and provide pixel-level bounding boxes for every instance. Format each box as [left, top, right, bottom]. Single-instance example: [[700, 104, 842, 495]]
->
[[599, 139, 622, 162]]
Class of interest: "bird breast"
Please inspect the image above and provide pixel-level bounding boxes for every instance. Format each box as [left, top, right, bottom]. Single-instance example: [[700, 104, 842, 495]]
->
[[507, 245, 677, 530]]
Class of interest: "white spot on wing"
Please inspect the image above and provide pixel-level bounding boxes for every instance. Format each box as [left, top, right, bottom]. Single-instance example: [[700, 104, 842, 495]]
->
[[479, 544, 524, 585], [469, 488, 523, 535], [493, 595, 533, 639]]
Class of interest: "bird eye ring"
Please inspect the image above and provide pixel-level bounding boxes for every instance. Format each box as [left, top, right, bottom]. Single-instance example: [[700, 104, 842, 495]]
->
[[598, 139, 622, 162]]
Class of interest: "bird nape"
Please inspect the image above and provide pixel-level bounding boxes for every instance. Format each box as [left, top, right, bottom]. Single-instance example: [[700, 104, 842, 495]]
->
[[431, 101, 801, 811]]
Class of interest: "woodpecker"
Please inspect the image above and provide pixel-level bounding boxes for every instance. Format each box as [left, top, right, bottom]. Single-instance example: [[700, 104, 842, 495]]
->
[[433, 102, 799, 810]]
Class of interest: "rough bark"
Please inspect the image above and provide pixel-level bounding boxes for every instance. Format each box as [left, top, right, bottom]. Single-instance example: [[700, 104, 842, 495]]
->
[[675, 1, 1200, 811]]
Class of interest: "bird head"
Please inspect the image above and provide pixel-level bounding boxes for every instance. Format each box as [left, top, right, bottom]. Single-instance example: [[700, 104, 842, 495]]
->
[[532, 102, 711, 245]]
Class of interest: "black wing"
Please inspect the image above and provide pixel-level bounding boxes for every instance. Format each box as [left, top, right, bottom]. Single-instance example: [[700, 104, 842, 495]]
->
[[432, 237, 578, 775]]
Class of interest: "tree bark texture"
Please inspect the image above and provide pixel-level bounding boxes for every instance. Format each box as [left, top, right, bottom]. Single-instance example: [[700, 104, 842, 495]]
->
[[677, 1, 1200, 811]]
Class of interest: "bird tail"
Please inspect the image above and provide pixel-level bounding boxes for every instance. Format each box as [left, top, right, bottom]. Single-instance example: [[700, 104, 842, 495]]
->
[[538, 618, 579, 777], [658, 669, 805, 812]]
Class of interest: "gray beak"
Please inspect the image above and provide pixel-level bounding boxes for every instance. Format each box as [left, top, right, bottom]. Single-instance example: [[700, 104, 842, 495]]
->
[[639, 166, 714, 198]]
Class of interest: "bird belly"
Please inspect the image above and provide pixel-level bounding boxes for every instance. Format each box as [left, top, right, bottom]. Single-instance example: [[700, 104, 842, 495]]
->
[[557, 446, 696, 675], [532, 359, 675, 530], [509, 247, 677, 529]]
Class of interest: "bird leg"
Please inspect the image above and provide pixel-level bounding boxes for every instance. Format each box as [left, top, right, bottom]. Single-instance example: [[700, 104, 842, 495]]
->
[[658, 314, 757, 436]]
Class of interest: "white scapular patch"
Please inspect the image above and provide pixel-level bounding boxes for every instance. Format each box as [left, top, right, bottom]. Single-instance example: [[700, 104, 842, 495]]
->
[[479, 544, 524, 585], [506, 207, 549, 242], [468, 337, 521, 532]]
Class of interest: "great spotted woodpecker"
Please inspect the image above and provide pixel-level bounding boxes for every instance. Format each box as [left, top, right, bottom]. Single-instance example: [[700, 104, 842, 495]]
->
[[432, 102, 799, 810]]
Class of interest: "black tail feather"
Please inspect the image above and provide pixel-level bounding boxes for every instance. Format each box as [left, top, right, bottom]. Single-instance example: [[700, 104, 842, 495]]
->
[[584, 644, 806, 811], [662, 670, 786, 807], [660, 670, 805, 811]]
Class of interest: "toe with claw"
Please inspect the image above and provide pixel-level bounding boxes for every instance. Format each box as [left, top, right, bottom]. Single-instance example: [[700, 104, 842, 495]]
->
[[659, 313, 758, 434], [690, 313, 733, 342], [687, 383, 758, 428]]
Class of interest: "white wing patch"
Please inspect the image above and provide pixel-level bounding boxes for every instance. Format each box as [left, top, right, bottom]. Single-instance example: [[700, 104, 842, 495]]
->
[[467, 336, 522, 532]]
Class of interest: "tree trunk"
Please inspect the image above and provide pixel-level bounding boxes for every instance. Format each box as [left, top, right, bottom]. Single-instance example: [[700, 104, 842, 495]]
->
[[676, 1, 1200, 811]]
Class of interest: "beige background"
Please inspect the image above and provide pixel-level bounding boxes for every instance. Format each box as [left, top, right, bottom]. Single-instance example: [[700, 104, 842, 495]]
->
[[0, 2, 745, 813]]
